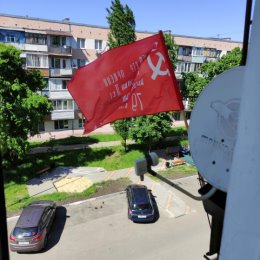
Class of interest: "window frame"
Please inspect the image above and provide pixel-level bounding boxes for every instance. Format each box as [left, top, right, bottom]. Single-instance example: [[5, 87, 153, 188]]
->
[[77, 38, 85, 49], [94, 39, 102, 50]]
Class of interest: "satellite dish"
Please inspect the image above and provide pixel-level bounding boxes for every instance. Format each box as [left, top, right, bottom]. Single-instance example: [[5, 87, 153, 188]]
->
[[188, 66, 245, 192]]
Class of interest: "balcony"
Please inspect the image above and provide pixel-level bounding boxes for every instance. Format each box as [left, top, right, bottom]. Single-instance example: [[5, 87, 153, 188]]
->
[[49, 68, 72, 77], [48, 90, 72, 100], [48, 45, 72, 56], [51, 110, 75, 120], [25, 43, 48, 52]]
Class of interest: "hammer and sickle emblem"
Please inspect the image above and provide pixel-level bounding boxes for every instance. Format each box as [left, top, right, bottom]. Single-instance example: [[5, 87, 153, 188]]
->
[[147, 52, 170, 80]]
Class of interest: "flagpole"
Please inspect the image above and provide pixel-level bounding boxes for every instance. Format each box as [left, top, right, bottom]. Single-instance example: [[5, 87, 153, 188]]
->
[[0, 153, 10, 260], [181, 110, 189, 130]]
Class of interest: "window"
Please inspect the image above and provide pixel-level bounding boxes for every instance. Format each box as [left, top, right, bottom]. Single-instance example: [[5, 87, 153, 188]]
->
[[6, 34, 16, 42], [77, 38, 85, 49], [25, 33, 47, 45], [78, 118, 85, 128], [95, 39, 102, 50], [38, 121, 45, 132], [54, 120, 69, 130], [193, 47, 204, 56], [174, 113, 181, 121], [52, 100, 73, 110], [26, 54, 48, 68], [77, 59, 86, 68], [176, 62, 191, 73], [194, 63, 202, 72], [182, 47, 192, 56], [216, 50, 222, 58], [52, 100, 62, 110], [209, 48, 217, 57], [178, 47, 183, 56], [50, 35, 60, 46], [62, 80, 68, 90], [61, 36, 66, 46], [49, 79, 69, 90], [50, 58, 68, 69]]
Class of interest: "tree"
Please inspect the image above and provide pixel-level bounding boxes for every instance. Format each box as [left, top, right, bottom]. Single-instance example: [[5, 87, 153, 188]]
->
[[106, 0, 136, 152], [163, 32, 178, 69], [106, 0, 136, 49], [0, 43, 52, 163], [112, 119, 133, 151], [130, 113, 174, 151], [181, 72, 207, 109], [182, 47, 242, 109]]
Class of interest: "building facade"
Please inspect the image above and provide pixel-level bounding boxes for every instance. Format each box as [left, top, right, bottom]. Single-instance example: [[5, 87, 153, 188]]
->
[[0, 14, 242, 132]]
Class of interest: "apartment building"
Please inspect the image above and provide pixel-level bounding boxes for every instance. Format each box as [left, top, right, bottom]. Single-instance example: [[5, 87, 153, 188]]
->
[[0, 14, 242, 132]]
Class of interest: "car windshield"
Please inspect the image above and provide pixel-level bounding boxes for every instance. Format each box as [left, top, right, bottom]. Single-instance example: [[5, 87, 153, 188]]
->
[[13, 227, 38, 237]]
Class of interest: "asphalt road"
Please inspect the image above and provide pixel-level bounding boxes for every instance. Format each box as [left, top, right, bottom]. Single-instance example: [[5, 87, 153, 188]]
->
[[8, 191, 210, 260]]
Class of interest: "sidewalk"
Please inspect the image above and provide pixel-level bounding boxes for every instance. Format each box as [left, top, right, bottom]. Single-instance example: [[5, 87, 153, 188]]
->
[[28, 124, 115, 142], [29, 140, 135, 154], [28, 121, 187, 142]]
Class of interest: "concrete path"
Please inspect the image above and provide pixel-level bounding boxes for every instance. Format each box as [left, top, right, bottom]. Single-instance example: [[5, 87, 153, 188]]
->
[[29, 140, 135, 154]]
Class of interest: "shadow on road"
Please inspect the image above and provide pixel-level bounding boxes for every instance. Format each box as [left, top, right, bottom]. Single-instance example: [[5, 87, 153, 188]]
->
[[44, 206, 68, 252], [150, 191, 160, 223]]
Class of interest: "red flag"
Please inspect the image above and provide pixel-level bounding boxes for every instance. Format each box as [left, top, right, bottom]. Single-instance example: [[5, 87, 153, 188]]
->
[[68, 32, 184, 134]]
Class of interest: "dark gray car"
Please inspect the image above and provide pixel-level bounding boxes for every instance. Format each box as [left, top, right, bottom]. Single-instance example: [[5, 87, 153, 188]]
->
[[9, 200, 56, 253]]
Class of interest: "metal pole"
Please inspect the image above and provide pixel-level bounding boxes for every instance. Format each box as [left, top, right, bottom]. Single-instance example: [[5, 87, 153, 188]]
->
[[241, 0, 253, 66], [147, 169, 217, 201], [0, 153, 10, 260]]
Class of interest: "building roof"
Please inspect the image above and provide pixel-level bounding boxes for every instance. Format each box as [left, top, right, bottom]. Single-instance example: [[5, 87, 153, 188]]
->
[[0, 13, 242, 44]]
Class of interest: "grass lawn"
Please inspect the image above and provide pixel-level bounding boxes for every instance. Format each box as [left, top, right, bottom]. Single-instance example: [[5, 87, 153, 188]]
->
[[6, 178, 132, 214], [29, 128, 188, 149], [158, 164, 198, 180], [4, 145, 145, 213], [29, 133, 122, 148]]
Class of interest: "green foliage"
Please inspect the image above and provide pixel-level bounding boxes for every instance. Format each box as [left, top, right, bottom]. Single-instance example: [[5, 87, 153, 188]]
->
[[112, 118, 133, 151], [0, 43, 52, 162], [182, 72, 207, 109], [163, 32, 178, 68], [200, 47, 242, 82], [130, 113, 173, 151], [182, 47, 242, 109], [106, 0, 136, 48]]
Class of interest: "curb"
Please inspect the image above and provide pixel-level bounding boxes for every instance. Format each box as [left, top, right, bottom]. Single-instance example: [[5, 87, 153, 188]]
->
[[7, 191, 126, 222], [63, 190, 126, 207]]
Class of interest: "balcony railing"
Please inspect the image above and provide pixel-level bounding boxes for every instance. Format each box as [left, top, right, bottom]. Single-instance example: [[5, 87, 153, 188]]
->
[[51, 110, 75, 120], [48, 90, 72, 99], [49, 68, 72, 77], [48, 45, 72, 55]]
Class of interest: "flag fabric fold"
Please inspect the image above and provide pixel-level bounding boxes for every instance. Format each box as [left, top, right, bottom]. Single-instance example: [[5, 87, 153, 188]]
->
[[67, 32, 183, 134]]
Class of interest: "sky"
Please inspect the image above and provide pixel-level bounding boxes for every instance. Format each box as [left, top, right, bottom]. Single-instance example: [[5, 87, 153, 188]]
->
[[0, 0, 254, 42]]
